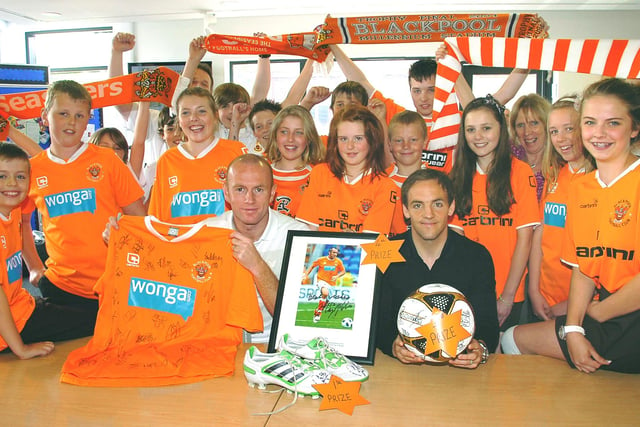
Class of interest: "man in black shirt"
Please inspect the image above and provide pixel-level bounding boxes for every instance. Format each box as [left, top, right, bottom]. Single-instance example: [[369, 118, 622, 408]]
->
[[377, 169, 499, 368]]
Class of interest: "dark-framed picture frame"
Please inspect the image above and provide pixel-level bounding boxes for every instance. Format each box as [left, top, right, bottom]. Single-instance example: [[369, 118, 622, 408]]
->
[[268, 230, 381, 365]]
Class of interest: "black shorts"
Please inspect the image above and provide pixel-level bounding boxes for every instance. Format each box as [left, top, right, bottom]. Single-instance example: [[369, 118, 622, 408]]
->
[[20, 297, 96, 344], [555, 310, 640, 374], [38, 275, 99, 313]]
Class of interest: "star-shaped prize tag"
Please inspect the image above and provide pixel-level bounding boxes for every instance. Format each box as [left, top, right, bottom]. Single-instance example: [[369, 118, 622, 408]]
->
[[415, 308, 472, 357], [360, 234, 405, 273], [312, 375, 370, 415]]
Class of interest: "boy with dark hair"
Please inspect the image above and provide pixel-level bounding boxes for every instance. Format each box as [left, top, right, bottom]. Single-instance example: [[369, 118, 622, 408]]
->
[[378, 169, 499, 366], [21, 80, 145, 316], [0, 143, 94, 359], [248, 99, 282, 151], [328, 81, 369, 113]]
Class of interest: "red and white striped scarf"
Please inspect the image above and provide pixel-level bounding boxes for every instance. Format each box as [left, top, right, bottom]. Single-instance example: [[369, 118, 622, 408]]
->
[[431, 37, 640, 150]]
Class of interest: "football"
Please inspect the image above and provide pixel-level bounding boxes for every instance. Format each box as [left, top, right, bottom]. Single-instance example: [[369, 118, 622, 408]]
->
[[397, 284, 475, 363], [341, 317, 353, 329]]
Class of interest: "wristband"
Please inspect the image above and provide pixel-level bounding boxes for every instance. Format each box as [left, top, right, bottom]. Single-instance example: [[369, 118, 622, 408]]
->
[[259, 54, 271, 58], [498, 295, 513, 306], [558, 325, 586, 340]]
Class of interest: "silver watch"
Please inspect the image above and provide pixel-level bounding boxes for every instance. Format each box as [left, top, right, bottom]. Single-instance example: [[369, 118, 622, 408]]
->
[[477, 340, 489, 364], [558, 325, 586, 340]]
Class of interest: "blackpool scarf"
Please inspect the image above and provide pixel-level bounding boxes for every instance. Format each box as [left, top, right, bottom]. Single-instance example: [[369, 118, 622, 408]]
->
[[204, 13, 547, 62], [429, 37, 640, 151], [0, 67, 180, 121]]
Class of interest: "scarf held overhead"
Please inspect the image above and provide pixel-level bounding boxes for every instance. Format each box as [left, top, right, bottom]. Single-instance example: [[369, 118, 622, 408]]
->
[[0, 67, 180, 121], [429, 37, 640, 151], [203, 13, 547, 61]]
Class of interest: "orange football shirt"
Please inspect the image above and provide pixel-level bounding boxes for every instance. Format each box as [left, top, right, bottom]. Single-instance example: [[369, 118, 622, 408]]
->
[[561, 160, 640, 295], [450, 158, 540, 302], [539, 164, 585, 306], [148, 138, 247, 224], [0, 208, 35, 351], [24, 144, 144, 299], [310, 256, 345, 286], [296, 163, 397, 234], [271, 165, 312, 218], [61, 216, 262, 387]]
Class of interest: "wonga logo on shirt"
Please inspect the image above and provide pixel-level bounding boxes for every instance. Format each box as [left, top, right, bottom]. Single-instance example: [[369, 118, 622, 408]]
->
[[44, 188, 97, 218], [128, 277, 196, 321], [544, 202, 566, 228], [6, 250, 22, 285], [170, 189, 225, 218]]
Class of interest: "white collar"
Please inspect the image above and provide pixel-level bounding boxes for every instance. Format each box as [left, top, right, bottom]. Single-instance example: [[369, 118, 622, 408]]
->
[[46, 143, 88, 164]]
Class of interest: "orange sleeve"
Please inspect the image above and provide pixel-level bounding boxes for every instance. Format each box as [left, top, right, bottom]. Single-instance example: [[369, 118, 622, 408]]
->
[[371, 90, 405, 125]]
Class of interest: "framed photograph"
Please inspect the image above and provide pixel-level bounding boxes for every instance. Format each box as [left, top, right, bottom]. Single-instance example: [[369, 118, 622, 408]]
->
[[268, 231, 381, 365]]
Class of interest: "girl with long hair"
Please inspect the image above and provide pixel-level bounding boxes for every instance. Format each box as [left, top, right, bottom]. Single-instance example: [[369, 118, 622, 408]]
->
[[450, 96, 540, 332]]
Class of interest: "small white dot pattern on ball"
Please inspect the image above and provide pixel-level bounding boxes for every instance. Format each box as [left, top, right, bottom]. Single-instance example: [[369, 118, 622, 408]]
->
[[427, 294, 453, 312]]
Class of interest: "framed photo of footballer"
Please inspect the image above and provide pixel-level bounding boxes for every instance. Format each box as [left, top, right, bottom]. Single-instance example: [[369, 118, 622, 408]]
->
[[268, 230, 381, 365]]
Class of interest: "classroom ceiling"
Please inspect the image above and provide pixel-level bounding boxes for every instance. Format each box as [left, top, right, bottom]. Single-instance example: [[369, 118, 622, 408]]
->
[[1, 1, 639, 25]]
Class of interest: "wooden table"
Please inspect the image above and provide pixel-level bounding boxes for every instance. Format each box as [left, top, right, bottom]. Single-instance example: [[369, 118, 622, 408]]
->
[[1, 338, 639, 426]]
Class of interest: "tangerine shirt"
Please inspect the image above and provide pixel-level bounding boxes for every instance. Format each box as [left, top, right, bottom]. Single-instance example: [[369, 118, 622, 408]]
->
[[271, 165, 312, 218], [450, 158, 540, 303], [61, 216, 262, 387], [0, 208, 35, 351], [310, 256, 345, 286], [296, 163, 397, 234], [24, 144, 143, 299], [561, 159, 640, 296], [148, 138, 247, 224], [539, 164, 585, 306]]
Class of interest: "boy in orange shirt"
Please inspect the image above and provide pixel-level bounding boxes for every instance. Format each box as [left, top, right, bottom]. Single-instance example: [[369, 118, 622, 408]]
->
[[0, 143, 94, 359], [386, 111, 430, 236], [21, 81, 145, 316]]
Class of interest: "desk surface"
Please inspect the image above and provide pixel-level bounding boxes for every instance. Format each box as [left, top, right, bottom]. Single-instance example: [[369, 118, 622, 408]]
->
[[1, 338, 639, 426]]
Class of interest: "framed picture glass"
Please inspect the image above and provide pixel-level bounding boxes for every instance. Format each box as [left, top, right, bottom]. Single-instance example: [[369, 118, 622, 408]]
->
[[268, 231, 381, 365]]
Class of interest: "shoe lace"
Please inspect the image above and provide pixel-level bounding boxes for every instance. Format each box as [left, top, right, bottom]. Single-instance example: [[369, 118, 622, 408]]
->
[[251, 352, 310, 416], [314, 337, 347, 369]]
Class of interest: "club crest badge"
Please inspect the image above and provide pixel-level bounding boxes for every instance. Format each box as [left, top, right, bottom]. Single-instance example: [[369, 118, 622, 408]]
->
[[192, 260, 213, 283], [86, 163, 104, 182], [134, 69, 173, 100], [610, 200, 632, 227], [359, 198, 373, 216], [215, 166, 228, 184]]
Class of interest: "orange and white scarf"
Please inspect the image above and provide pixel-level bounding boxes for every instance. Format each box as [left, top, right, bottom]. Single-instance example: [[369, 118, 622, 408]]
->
[[430, 37, 640, 150], [0, 67, 180, 122], [204, 13, 547, 62]]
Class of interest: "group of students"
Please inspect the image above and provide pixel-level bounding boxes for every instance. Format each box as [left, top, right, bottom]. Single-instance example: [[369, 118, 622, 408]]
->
[[0, 29, 639, 376]]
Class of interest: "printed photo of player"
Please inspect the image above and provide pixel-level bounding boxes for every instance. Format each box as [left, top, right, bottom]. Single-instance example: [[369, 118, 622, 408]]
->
[[295, 244, 361, 329]]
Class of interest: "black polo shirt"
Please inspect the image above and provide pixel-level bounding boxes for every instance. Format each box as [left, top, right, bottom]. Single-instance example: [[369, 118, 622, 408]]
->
[[376, 229, 500, 356]]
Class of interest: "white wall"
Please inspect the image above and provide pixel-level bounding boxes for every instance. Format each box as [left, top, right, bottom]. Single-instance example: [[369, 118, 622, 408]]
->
[[1, 10, 639, 98]]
